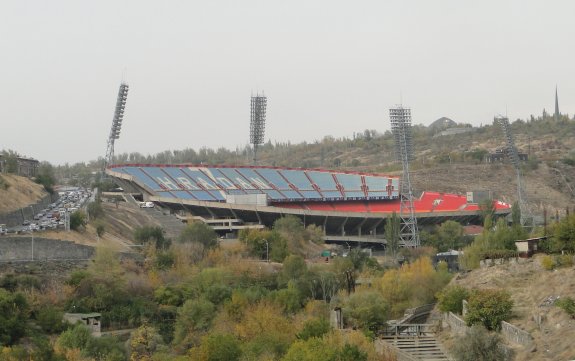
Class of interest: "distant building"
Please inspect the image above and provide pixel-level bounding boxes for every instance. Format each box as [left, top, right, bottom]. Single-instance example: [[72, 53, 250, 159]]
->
[[515, 237, 546, 258], [484, 148, 528, 163], [0, 155, 39, 177], [63, 313, 102, 336], [433, 127, 475, 138]]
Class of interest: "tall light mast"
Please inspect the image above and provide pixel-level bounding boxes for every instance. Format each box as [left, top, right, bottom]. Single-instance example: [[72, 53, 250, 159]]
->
[[103, 83, 129, 172], [390, 106, 420, 247], [250, 93, 267, 165]]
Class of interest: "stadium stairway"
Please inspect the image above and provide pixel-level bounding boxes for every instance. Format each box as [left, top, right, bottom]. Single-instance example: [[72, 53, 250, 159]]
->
[[125, 194, 186, 239], [141, 206, 186, 240]]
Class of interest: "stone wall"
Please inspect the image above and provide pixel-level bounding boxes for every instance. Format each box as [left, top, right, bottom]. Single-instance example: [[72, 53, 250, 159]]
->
[[0, 237, 94, 261]]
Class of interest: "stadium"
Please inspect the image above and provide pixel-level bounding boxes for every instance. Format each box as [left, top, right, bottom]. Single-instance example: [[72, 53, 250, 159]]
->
[[106, 164, 511, 246]]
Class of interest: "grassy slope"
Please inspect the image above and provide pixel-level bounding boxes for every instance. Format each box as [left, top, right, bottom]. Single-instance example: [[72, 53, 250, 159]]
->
[[440, 255, 575, 361], [0, 174, 47, 213]]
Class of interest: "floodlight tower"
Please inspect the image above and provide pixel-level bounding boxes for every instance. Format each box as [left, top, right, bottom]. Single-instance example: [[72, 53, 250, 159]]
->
[[496, 116, 533, 225], [250, 93, 267, 165], [103, 83, 129, 172], [390, 106, 420, 247]]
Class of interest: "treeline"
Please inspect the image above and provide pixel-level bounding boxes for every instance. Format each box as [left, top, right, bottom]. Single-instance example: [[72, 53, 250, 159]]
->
[[51, 111, 575, 188], [0, 214, 454, 360]]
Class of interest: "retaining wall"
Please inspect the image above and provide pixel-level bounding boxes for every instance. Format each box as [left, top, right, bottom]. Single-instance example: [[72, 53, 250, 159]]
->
[[501, 321, 534, 348], [443, 312, 468, 335], [480, 257, 527, 268], [0, 237, 94, 261], [0, 194, 59, 227]]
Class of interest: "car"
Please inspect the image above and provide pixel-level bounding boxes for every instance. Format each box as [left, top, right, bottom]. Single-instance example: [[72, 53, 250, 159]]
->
[[139, 202, 155, 208]]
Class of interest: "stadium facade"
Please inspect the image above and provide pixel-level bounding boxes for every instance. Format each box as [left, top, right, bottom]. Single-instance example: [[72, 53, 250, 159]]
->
[[107, 164, 511, 245]]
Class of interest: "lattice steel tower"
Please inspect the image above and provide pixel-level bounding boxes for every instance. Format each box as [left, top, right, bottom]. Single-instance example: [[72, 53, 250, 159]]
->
[[496, 116, 533, 225], [103, 83, 129, 171], [390, 106, 420, 247], [250, 93, 267, 165]]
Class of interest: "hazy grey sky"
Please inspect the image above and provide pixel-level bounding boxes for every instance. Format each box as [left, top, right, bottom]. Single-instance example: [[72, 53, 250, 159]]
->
[[1, 0, 573, 164]]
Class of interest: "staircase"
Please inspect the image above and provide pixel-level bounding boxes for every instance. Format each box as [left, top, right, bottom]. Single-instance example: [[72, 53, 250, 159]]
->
[[124, 194, 186, 239], [378, 323, 451, 361], [142, 207, 186, 239], [380, 335, 451, 361]]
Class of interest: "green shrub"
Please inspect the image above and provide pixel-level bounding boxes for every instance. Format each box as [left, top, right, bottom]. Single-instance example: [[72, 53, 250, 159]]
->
[[437, 286, 469, 315], [556, 254, 574, 267], [465, 289, 513, 331], [452, 325, 512, 361], [296, 318, 330, 340], [555, 297, 575, 318], [541, 255, 556, 270]]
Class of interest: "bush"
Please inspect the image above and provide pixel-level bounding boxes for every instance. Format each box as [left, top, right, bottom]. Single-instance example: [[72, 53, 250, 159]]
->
[[541, 255, 556, 270], [437, 286, 469, 315], [296, 318, 330, 340], [95, 220, 106, 237], [555, 297, 575, 318], [69, 211, 87, 230], [556, 254, 574, 267], [465, 289, 513, 331], [452, 325, 512, 361]]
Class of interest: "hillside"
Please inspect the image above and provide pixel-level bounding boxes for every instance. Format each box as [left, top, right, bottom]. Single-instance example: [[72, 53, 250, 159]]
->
[[0, 174, 48, 213], [440, 255, 575, 361], [37, 201, 164, 250]]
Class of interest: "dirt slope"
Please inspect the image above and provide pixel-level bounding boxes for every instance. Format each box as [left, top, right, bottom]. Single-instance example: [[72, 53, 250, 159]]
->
[[36, 202, 164, 251], [0, 174, 47, 213], [410, 162, 575, 215], [445, 255, 575, 361]]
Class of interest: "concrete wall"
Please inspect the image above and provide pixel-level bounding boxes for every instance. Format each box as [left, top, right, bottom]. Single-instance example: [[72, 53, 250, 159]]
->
[[0, 193, 59, 227], [443, 312, 469, 335], [501, 321, 534, 348], [0, 237, 94, 261], [479, 257, 527, 268]]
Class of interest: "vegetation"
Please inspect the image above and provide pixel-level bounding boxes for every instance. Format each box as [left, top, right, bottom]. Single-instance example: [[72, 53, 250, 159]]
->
[[452, 325, 512, 361], [464, 289, 513, 331], [437, 285, 469, 314], [555, 297, 575, 319], [69, 210, 87, 230]]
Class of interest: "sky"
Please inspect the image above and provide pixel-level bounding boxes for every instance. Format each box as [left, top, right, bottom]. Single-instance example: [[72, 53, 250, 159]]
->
[[1, 0, 574, 165]]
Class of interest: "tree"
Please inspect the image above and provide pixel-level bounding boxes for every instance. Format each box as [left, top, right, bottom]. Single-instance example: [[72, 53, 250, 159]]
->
[[0, 289, 29, 346], [190, 333, 242, 361], [437, 286, 469, 314], [173, 298, 216, 347], [128, 324, 163, 361], [345, 291, 389, 335], [452, 325, 512, 361], [87, 201, 104, 220], [94, 220, 106, 238], [69, 211, 87, 230], [278, 255, 307, 286], [550, 214, 575, 252], [436, 220, 465, 251], [178, 222, 218, 251], [385, 212, 400, 257], [465, 289, 513, 331], [133, 226, 169, 250], [297, 318, 330, 340], [35, 162, 57, 194], [479, 199, 495, 223], [511, 201, 521, 226]]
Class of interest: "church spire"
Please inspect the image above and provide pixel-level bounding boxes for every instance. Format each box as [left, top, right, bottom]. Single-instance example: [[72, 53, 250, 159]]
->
[[554, 85, 560, 121]]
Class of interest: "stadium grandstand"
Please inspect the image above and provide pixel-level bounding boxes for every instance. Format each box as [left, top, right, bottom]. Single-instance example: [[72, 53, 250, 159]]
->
[[106, 164, 511, 246]]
